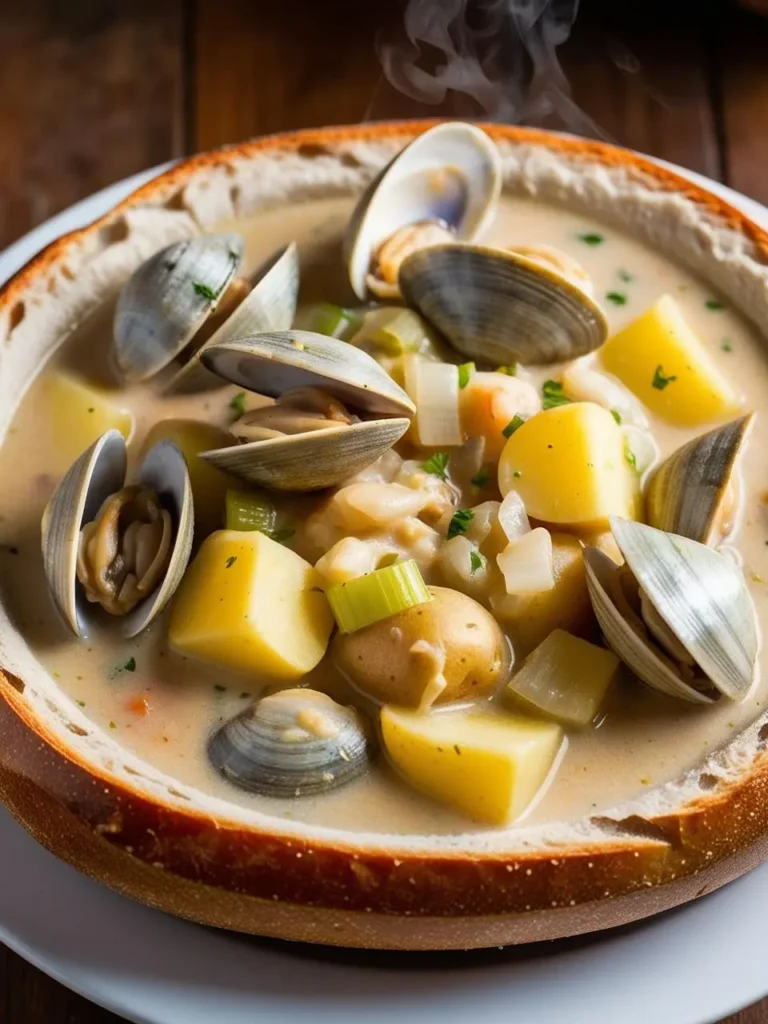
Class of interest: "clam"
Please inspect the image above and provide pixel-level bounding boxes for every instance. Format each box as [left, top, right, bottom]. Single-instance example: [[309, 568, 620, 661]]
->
[[164, 243, 300, 394], [645, 414, 753, 543], [114, 233, 245, 382], [197, 330, 414, 491], [345, 121, 502, 300], [398, 243, 609, 366], [42, 430, 193, 638], [208, 688, 373, 797], [584, 517, 759, 704]]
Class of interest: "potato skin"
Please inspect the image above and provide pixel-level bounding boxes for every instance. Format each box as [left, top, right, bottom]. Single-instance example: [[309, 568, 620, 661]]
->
[[334, 586, 509, 708]]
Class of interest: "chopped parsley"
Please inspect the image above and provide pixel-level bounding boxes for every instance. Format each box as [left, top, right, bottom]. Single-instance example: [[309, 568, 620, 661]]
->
[[422, 451, 450, 480], [229, 392, 246, 416], [605, 291, 627, 306], [471, 467, 490, 488], [542, 379, 571, 410], [513, 470, 522, 478], [618, 269, 634, 283], [469, 550, 486, 576], [502, 414, 526, 439], [610, 409, 622, 425], [625, 448, 638, 472], [225, 556, 237, 568], [123, 657, 136, 673], [578, 232, 604, 246], [705, 299, 726, 311], [270, 528, 295, 544], [652, 365, 677, 390], [457, 362, 475, 389], [447, 508, 474, 540], [496, 364, 518, 376], [721, 340, 733, 353], [192, 281, 218, 301]]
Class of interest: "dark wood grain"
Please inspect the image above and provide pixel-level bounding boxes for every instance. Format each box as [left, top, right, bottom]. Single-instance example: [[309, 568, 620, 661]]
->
[[2, 0, 768, 1021]]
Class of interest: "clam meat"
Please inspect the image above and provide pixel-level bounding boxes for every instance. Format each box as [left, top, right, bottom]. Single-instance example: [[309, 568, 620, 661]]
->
[[208, 688, 373, 797]]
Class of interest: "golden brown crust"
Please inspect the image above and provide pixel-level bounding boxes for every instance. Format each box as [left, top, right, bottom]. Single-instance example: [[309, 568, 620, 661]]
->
[[2, 121, 768, 948]]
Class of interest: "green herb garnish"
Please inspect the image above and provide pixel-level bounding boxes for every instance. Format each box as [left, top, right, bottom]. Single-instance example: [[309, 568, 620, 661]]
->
[[625, 448, 638, 472], [123, 657, 136, 673], [225, 556, 237, 568], [610, 409, 622, 425], [705, 299, 726, 311], [469, 551, 486, 576], [448, 509, 474, 540], [542, 379, 571, 410], [229, 392, 246, 416], [606, 291, 627, 306], [422, 452, 450, 480], [471, 467, 490, 488], [721, 340, 733, 353], [513, 470, 522, 478], [652, 365, 677, 391], [192, 281, 218, 301], [270, 528, 295, 544], [578, 233, 604, 246], [496, 364, 518, 376], [502, 414, 526, 439], [618, 269, 633, 282], [457, 362, 475, 389]]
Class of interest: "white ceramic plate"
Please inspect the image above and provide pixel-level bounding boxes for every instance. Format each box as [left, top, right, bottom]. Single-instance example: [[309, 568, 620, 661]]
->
[[1, 159, 766, 1024]]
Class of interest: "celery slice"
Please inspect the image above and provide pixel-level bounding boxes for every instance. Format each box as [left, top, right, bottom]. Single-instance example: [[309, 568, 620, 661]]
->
[[304, 303, 362, 340], [225, 489, 277, 534], [352, 308, 435, 357], [327, 560, 432, 633]]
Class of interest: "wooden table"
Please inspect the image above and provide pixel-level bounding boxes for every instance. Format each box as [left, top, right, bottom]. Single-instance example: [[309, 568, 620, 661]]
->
[[0, 0, 767, 1020]]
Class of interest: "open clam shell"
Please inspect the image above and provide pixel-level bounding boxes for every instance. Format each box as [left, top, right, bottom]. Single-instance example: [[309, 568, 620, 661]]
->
[[208, 688, 373, 797], [114, 233, 244, 382], [198, 330, 414, 491], [164, 243, 300, 394], [41, 430, 193, 638], [584, 517, 759, 704], [645, 414, 753, 543], [399, 243, 609, 366], [345, 121, 502, 300]]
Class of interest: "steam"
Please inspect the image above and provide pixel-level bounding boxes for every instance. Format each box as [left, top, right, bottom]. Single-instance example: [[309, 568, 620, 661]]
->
[[377, 0, 606, 135]]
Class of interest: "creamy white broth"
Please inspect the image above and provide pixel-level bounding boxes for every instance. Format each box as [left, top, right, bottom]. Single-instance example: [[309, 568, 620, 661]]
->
[[1, 193, 767, 836]]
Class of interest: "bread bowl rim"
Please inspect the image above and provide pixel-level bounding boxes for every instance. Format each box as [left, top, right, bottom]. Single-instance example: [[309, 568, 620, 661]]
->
[[1, 119, 768, 948]]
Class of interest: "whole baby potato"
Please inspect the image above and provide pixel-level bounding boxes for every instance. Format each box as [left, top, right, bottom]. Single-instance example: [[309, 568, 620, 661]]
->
[[334, 586, 510, 709]]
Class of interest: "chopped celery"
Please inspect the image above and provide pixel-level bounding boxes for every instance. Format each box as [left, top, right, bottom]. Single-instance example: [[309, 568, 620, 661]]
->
[[225, 489, 277, 534], [352, 308, 434, 357], [327, 559, 432, 634], [305, 303, 363, 340]]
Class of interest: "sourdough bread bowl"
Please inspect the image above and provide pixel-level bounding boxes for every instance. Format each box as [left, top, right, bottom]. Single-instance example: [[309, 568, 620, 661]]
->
[[1, 121, 768, 951]]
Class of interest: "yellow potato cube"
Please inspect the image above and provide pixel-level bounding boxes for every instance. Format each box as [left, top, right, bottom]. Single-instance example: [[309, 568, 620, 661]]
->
[[169, 530, 334, 680], [491, 533, 597, 657], [498, 402, 638, 528], [141, 419, 237, 537], [381, 706, 563, 825], [42, 372, 133, 470], [600, 295, 741, 426], [504, 629, 618, 726]]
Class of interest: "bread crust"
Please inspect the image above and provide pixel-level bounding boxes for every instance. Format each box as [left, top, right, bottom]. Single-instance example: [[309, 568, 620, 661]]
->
[[1, 121, 767, 949]]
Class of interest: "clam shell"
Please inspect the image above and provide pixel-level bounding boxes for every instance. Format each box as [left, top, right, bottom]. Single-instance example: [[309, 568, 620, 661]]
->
[[114, 233, 244, 382], [645, 414, 753, 543], [399, 243, 609, 365], [164, 243, 300, 394], [208, 688, 373, 797], [41, 430, 193, 638], [200, 418, 411, 491], [200, 330, 415, 417], [345, 121, 502, 300]]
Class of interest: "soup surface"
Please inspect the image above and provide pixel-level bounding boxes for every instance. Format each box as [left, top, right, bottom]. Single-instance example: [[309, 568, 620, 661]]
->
[[1, 192, 766, 836]]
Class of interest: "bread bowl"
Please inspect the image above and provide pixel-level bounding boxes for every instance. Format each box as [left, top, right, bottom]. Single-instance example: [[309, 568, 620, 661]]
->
[[1, 119, 768, 952]]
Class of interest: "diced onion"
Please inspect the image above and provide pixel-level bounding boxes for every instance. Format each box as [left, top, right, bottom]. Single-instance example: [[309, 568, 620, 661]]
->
[[498, 490, 530, 542], [562, 357, 649, 428], [496, 528, 554, 595], [326, 559, 432, 634], [621, 424, 659, 476], [439, 534, 489, 593], [465, 500, 501, 545], [315, 537, 400, 587], [335, 482, 429, 528], [413, 361, 463, 447]]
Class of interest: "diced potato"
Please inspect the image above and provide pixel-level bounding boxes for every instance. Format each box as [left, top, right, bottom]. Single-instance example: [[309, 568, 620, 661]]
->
[[141, 419, 237, 537], [491, 533, 596, 657], [600, 295, 741, 426], [169, 530, 334, 680], [381, 706, 563, 825], [504, 629, 618, 726], [498, 402, 638, 528], [42, 372, 133, 470]]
